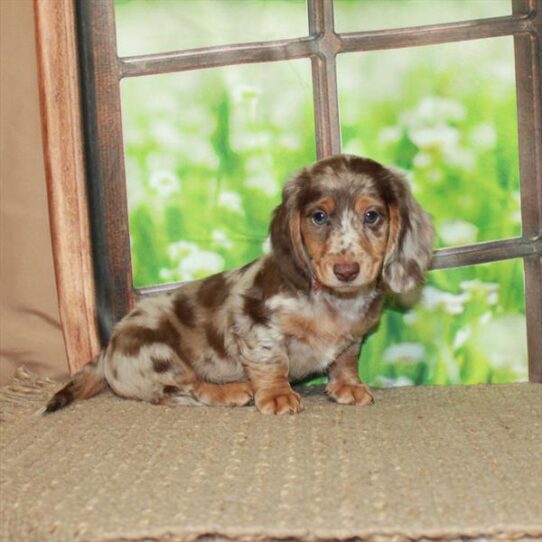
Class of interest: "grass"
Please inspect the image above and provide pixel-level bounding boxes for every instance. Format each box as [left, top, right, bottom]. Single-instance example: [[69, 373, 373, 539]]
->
[[115, 0, 527, 386]]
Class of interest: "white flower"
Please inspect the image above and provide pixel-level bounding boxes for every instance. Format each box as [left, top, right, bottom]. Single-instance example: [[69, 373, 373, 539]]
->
[[342, 138, 367, 157], [246, 171, 279, 197], [125, 158, 144, 204], [183, 139, 219, 169], [145, 152, 178, 173], [426, 169, 443, 183], [278, 134, 301, 150], [408, 124, 460, 150], [443, 295, 470, 315], [444, 147, 475, 170], [218, 190, 244, 214], [245, 153, 271, 170], [123, 125, 145, 146], [490, 62, 516, 86], [403, 311, 418, 325], [470, 124, 497, 150], [422, 286, 470, 315], [269, 89, 305, 128], [460, 279, 497, 292], [439, 220, 478, 246], [383, 342, 426, 364], [166, 241, 225, 281], [420, 96, 466, 123], [413, 152, 433, 169], [230, 131, 271, 153], [460, 280, 499, 305], [388, 165, 414, 185], [233, 84, 261, 105], [212, 229, 233, 250], [479, 311, 492, 325], [487, 292, 499, 306], [403, 96, 466, 126], [180, 250, 225, 281], [180, 105, 216, 136], [150, 121, 184, 149], [261, 236, 271, 254], [509, 192, 522, 224], [143, 88, 180, 115], [474, 314, 528, 376], [372, 375, 414, 388], [510, 210, 522, 224], [379, 126, 402, 145], [453, 326, 472, 350], [421, 286, 443, 309], [168, 241, 199, 261], [231, 84, 261, 123], [149, 170, 181, 198], [159, 268, 174, 282]]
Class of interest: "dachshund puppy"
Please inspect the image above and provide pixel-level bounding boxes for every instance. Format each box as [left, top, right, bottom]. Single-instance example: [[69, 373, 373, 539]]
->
[[45, 154, 434, 415]]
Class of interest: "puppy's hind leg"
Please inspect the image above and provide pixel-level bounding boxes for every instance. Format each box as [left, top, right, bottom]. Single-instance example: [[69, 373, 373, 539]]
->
[[156, 378, 253, 407], [110, 340, 252, 408]]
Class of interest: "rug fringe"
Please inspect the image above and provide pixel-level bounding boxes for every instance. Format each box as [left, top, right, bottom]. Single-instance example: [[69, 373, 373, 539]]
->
[[0, 367, 58, 422]]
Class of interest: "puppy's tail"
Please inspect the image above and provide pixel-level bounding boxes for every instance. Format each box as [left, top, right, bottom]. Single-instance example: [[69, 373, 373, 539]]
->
[[43, 353, 107, 414]]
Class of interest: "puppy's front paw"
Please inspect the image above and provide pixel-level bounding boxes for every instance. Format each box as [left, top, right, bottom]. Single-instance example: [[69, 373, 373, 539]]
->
[[325, 382, 374, 406], [255, 387, 304, 415]]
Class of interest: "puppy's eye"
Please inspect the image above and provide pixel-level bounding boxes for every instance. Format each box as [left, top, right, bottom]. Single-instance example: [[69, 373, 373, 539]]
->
[[364, 210, 381, 225], [312, 210, 329, 226]]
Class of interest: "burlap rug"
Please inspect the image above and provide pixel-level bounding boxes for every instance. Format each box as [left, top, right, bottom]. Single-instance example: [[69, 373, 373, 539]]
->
[[1, 367, 541, 542]]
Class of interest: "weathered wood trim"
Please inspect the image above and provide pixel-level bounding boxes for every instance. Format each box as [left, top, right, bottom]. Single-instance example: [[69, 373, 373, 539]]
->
[[77, 0, 135, 341], [513, 0, 542, 382], [34, 0, 100, 373]]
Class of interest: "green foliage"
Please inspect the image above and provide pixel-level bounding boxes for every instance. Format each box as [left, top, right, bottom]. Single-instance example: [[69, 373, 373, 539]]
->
[[116, 0, 528, 385]]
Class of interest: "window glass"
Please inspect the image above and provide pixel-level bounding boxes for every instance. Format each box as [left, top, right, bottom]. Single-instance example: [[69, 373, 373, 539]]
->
[[337, 37, 520, 248], [357, 259, 527, 387], [335, 0, 511, 33], [121, 61, 315, 287], [117, 1, 526, 388], [114, 0, 308, 57]]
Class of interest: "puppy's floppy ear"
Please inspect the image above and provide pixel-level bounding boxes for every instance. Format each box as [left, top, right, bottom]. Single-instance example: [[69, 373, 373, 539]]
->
[[270, 170, 312, 292], [381, 170, 434, 293]]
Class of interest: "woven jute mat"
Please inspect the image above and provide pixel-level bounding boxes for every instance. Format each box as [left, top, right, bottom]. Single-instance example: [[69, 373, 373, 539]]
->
[[1, 367, 541, 542]]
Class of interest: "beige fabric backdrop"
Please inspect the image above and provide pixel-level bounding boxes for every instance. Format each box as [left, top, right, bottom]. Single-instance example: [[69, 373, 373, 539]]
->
[[0, 0, 69, 384]]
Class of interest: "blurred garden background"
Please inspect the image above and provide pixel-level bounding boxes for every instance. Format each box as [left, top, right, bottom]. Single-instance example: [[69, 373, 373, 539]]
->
[[114, 0, 527, 386]]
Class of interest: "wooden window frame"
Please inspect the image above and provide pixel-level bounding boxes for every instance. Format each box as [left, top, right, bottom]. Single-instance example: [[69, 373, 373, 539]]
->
[[34, 0, 100, 374], [35, 0, 541, 380]]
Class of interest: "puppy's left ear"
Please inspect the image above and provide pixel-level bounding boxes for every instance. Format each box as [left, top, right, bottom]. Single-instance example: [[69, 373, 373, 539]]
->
[[382, 170, 435, 293]]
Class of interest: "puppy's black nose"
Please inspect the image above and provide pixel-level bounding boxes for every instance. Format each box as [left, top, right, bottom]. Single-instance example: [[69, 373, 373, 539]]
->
[[333, 262, 360, 282]]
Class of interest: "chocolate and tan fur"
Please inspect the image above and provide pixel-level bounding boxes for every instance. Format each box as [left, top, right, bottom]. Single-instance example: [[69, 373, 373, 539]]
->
[[45, 154, 434, 415]]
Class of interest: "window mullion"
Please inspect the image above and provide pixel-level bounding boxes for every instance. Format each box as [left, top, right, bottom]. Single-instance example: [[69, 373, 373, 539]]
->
[[513, 0, 542, 382], [308, 0, 341, 158], [431, 236, 540, 270], [340, 13, 532, 53], [77, 0, 135, 343], [119, 36, 316, 78]]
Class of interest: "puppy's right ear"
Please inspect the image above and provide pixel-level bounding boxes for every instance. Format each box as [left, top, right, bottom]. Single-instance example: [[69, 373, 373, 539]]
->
[[270, 170, 312, 292]]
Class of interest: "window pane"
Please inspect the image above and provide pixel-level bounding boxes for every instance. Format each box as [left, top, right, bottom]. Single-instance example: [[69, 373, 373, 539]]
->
[[337, 37, 520, 248], [335, 0, 511, 33], [114, 0, 308, 57], [360, 259, 527, 387], [121, 61, 315, 287]]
